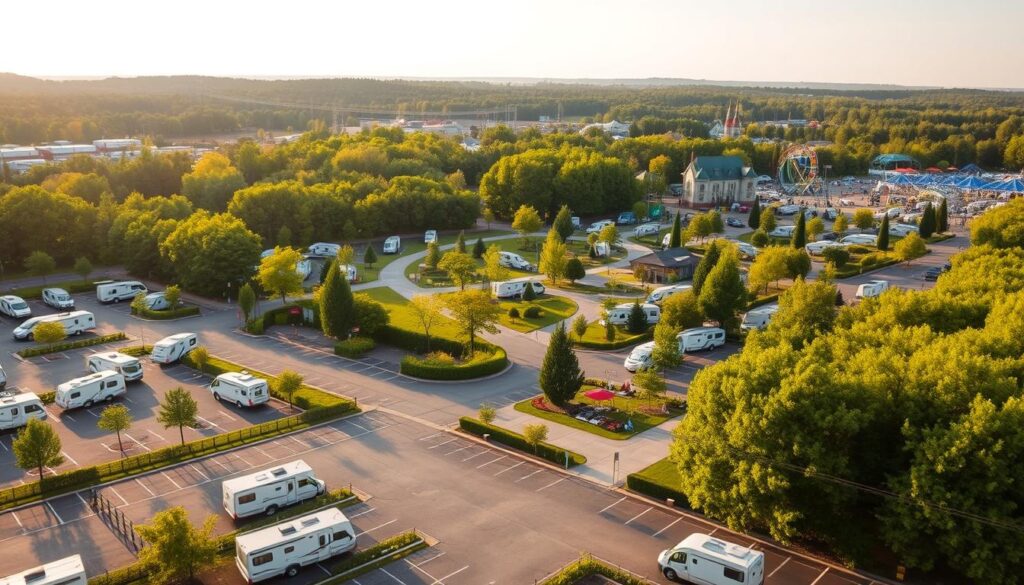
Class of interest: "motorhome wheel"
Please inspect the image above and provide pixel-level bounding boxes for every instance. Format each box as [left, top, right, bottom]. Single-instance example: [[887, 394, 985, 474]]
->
[[236, 400, 243, 408], [663, 568, 678, 580], [286, 565, 300, 578], [265, 504, 278, 516], [84, 400, 94, 408]]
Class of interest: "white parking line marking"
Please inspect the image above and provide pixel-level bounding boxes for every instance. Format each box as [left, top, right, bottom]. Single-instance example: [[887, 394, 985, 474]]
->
[[123, 396, 134, 404], [109, 487, 129, 506], [347, 507, 377, 519], [427, 438, 457, 450], [708, 527, 718, 536], [316, 563, 331, 576], [415, 551, 446, 566], [624, 506, 652, 525], [135, 478, 155, 496], [61, 451, 80, 466], [418, 433, 441, 441], [348, 421, 369, 433], [493, 461, 524, 476], [476, 455, 506, 469], [189, 464, 210, 481], [86, 409, 100, 418], [358, 519, 397, 535], [59, 412, 76, 422], [148, 429, 165, 442], [207, 457, 231, 472], [537, 477, 566, 492], [195, 415, 223, 431], [443, 446, 471, 456], [516, 469, 543, 483], [380, 568, 407, 584], [460, 450, 488, 462], [46, 502, 64, 525], [432, 565, 469, 583], [218, 410, 236, 422], [123, 433, 151, 452], [599, 496, 627, 514], [254, 447, 273, 459], [289, 435, 311, 450], [810, 567, 830, 585], [11, 512, 23, 529], [653, 517, 682, 537], [76, 492, 90, 507], [161, 471, 183, 490], [0, 440, 7, 452]]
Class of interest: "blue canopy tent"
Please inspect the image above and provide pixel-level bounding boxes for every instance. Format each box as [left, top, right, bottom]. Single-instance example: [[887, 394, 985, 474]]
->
[[936, 175, 960, 186], [960, 163, 983, 175], [886, 174, 916, 186], [912, 174, 936, 186], [988, 178, 1024, 193], [956, 176, 991, 190]]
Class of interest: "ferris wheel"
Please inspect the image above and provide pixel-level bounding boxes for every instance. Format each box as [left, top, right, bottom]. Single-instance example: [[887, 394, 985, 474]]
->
[[777, 144, 820, 196]]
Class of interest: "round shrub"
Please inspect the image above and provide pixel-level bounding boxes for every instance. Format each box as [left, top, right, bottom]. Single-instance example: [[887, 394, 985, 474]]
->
[[750, 230, 769, 248], [508, 307, 521, 319], [847, 244, 873, 255], [821, 246, 851, 268], [523, 306, 542, 319]]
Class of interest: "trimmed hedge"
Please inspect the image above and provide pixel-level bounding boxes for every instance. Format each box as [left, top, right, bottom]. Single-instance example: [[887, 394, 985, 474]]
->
[[538, 555, 650, 585], [17, 332, 127, 358], [748, 293, 780, 309], [182, 353, 349, 410], [401, 347, 508, 380], [4, 279, 97, 300], [459, 417, 586, 467], [574, 329, 653, 350], [626, 470, 691, 509], [374, 324, 465, 355], [334, 336, 376, 358], [131, 305, 200, 320]]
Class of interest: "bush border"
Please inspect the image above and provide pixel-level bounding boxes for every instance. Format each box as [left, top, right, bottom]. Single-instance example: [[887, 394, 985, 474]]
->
[[17, 332, 127, 358], [459, 417, 586, 467]]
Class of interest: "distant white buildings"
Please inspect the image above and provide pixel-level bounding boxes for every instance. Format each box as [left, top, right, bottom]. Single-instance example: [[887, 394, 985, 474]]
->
[[579, 120, 631, 138], [0, 138, 202, 174], [709, 101, 744, 140]]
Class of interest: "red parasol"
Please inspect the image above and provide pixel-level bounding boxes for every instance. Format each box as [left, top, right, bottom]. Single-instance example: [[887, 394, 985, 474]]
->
[[584, 389, 615, 401]]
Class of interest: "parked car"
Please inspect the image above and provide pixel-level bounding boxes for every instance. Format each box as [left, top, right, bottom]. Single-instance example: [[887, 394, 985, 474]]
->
[[616, 212, 637, 225], [818, 232, 839, 241], [0, 295, 32, 318], [42, 288, 75, 310], [634, 223, 660, 238], [841, 234, 877, 245], [586, 220, 614, 234], [726, 217, 744, 228], [769, 226, 795, 238], [923, 267, 942, 281]]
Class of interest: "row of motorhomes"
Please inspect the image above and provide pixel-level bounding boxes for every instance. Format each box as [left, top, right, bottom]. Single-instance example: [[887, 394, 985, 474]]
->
[[624, 327, 728, 371]]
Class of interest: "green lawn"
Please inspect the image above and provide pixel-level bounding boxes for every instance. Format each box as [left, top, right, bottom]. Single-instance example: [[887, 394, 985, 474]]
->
[[497, 295, 579, 333], [353, 228, 511, 285], [359, 286, 463, 339], [576, 321, 651, 347], [513, 387, 683, 440], [633, 457, 682, 488], [405, 235, 539, 288]]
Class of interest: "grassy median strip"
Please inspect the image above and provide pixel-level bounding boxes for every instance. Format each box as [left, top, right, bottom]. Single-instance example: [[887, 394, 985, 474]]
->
[[574, 322, 652, 350], [323, 531, 428, 582], [459, 417, 586, 467], [513, 390, 683, 441], [183, 353, 352, 410], [538, 553, 653, 585], [17, 332, 127, 358], [625, 457, 690, 509]]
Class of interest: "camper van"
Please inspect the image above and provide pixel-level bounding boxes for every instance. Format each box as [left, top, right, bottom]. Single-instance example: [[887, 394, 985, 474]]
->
[[741, 304, 779, 331], [498, 251, 534, 271], [210, 372, 271, 408], [647, 284, 692, 304], [307, 242, 341, 257], [856, 280, 889, 299], [0, 295, 32, 319], [841, 234, 877, 245], [234, 508, 356, 583], [586, 219, 614, 234], [658, 533, 765, 585], [634, 223, 660, 238], [383, 236, 401, 254], [41, 288, 75, 310], [222, 460, 326, 519], [96, 280, 147, 303], [0, 554, 86, 585], [424, 230, 437, 244], [623, 341, 655, 372], [677, 327, 726, 352], [87, 352, 143, 382], [0, 392, 47, 431], [776, 204, 801, 216], [768, 225, 795, 238], [151, 333, 198, 364], [491, 280, 546, 299], [12, 311, 95, 341], [55, 371, 127, 410], [604, 303, 661, 326]]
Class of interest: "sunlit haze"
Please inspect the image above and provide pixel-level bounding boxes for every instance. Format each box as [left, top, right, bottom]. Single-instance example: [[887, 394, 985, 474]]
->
[[8, 0, 1024, 88]]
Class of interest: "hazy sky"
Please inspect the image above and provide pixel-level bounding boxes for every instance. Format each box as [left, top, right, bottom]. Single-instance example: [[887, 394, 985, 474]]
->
[[8, 0, 1023, 88]]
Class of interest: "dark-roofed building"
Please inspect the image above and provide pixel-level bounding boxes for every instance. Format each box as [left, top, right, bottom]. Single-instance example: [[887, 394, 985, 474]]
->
[[682, 155, 758, 209], [629, 247, 696, 284]]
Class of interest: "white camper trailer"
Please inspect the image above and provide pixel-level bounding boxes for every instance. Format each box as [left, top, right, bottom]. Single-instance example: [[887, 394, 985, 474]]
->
[[0, 554, 86, 585], [490, 280, 546, 299], [210, 372, 271, 408], [383, 236, 401, 254], [856, 280, 890, 299], [623, 341, 655, 372], [741, 304, 779, 332], [222, 460, 326, 519], [150, 333, 198, 364], [87, 352, 143, 382], [234, 508, 356, 583], [604, 303, 661, 326], [307, 242, 341, 257], [498, 251, 533, 271], [96, 280, 147, 303], [337, 264, 357, 282], [12, 311, 95, 341], [55, 371, 127, 410], [658, 533, 765, 585], [647, 284, 692, 304], [0, 392, 47, 431], [677, 327, 726, 352]]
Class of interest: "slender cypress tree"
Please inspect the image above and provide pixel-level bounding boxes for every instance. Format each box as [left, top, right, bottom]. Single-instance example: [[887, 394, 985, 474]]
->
[[553, 205, 575, 242], [692, 242, 720, 296], [627, 301, 649, 334], [472, 237, 485, 259], [319, 260, 355, 339], [936, 198, 949, 233], [539, 322, 585, 407], [791, 212, 807, 249], [919, 203, 936, 238], [748, 198, 761, 230], [455, 231, 466, 254], [669, 211, 682, 248], [876, 214, 890, 251]]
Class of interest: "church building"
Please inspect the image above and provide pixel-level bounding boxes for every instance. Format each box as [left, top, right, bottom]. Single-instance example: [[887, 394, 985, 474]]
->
[[680, 155, 758, 209]]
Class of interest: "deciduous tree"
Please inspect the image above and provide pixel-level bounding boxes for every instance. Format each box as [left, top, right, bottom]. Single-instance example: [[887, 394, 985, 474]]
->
[[806, 217, 824, 241], [277, 370, 303, 411], [439, 250, 476, 290], [853, 208, 875, 231], [158, 387, 198, 445], [523, 423, 548, 454], [661, 290, 703, 330], [32, 321, 67, 345], [258, 246, 305, 303], [443, 289, 501, 356], [73, 256, 93, 282], [24, 251, 56, 284], [512, 204, 543, 247], [539, 228, 568, 283], [98, 404, 132, 455], [652, 320, 681, 369], [136, 507, 219, 584], [238, 283, 256, 322], [482, 244, 510, 282], [832, 211, 848, 234], [12, 419, 63, 484], [698, 250, 746, 330], [759, 208, 777, 233], [565, 258, 586, 283], [895, 232, 927, 264], [410, 294, 443, 353]]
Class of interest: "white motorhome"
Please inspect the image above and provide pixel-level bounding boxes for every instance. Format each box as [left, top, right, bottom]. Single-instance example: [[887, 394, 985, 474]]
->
[[658, 533, 765, 585], [677, 327, 726, 352], [41, 288, 75, 310], [96, 280, 147, 303], [55, 370, 126, 410], [634, 223, 660, 238], [741, 304, 779, 332], [383, 236, 401, 254], [337, 264, 357, 282], [424, 230, 437, 244], [87, 352, 143, 382], [768, 225, 795, 238], [0, 295, 31, 318], [647, 284, 692, 304], [623, 341, 655, 372], [490, 280, 546, 299], [210, 372, 271, 408], [0, 554, 86, 585], [840, 234, 877, 245], [0, 392, 47, 431], [234, 508, 356, 583], [776, 204, 800, 216], [12, 311, 95, 341], [604, 303, 661, 326], [222, 460, 326, 519], [856, 280, 890, 299], [307, 242, 341, 257], [498, 251, 533, 271], [151, 332, 198, 364]]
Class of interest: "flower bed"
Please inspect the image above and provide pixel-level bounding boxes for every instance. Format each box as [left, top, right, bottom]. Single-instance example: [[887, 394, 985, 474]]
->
[[400, 347, 508, 380], [514, 388, 683, 441]]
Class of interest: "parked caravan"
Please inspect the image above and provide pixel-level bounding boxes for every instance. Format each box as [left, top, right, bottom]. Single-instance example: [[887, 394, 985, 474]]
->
[[87, 352, 143, 382], [0, 392, 46, 431], [490, 280, 546, 299], [41, 288, 75, 310], [647, 284, 692, 304], [856, 280, 890, 299], [12, 311, 95, 341], [776, 204, 800, 216], [150, 332, 198, 364], [623, 341, 655, 372], [222, 460, 326, 519], [888, 223, 918, 237], [55, 371, 126, 410], [336, 264, 357, 282], [0, 554, 86, 585], [741, 304, 779, 331], [571, 216, 582, 229], [424, 230, 437, 244], [658, 533, 764, 585], [586, 220, 614, 234], [768, 225, 795, 238], [498, 251, 534, 271], [234, 508, 356, 583], [634, 223, 660, 238], [873, 207, 903, 220], [677, 327, 726, 352], [604, 303, 661, 326], [0, 295, 31, 318], [307, 242, 341, 257], [805, 240, 847, 255], [210, 372, 271, 408], [96, 280, 147, 303], [840, 234, 877, 245], [383, 236, 401, 254]]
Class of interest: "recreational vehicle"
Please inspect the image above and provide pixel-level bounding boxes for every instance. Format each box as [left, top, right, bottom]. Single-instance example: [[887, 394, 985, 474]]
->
[[856, 280, 889, 299], [234, 508, 356, 583], [840, 234, 877, 245], [647, 284, 692, 304], [768, 225, 795, 238], [12, 311, 95, 341], [307, 242, 341, 257], [0, 295, 31, 318], [498, 251, 533, 271], [150, 332, 198, 364], [210, 372, 271, 408], [383, 236, 401, 254], [55, 371, 127, 410], [0, 392, 46, 431], [96, 280, 147, 303], [658, 533, 765, 585], [424, 230, 437, 244], [634, 223, 660, 238], [490, 280, 546, 299], [677, 327, 726, 352], [604, 303, 661, 326], [337, 264, 357, 282], [222, 460, 326, 519], [86, 352, 144, 382], [741, 304, 779, 332], [41, 288, 75, 310], [586, 219, 614, 234], [623, 341, 655, 372], [805, 240, 846, 255], [0, 554, 86, 585]]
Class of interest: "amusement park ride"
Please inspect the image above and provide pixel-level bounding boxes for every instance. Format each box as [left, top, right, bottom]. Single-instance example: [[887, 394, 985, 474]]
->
[[777, 144, 829, 203]]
